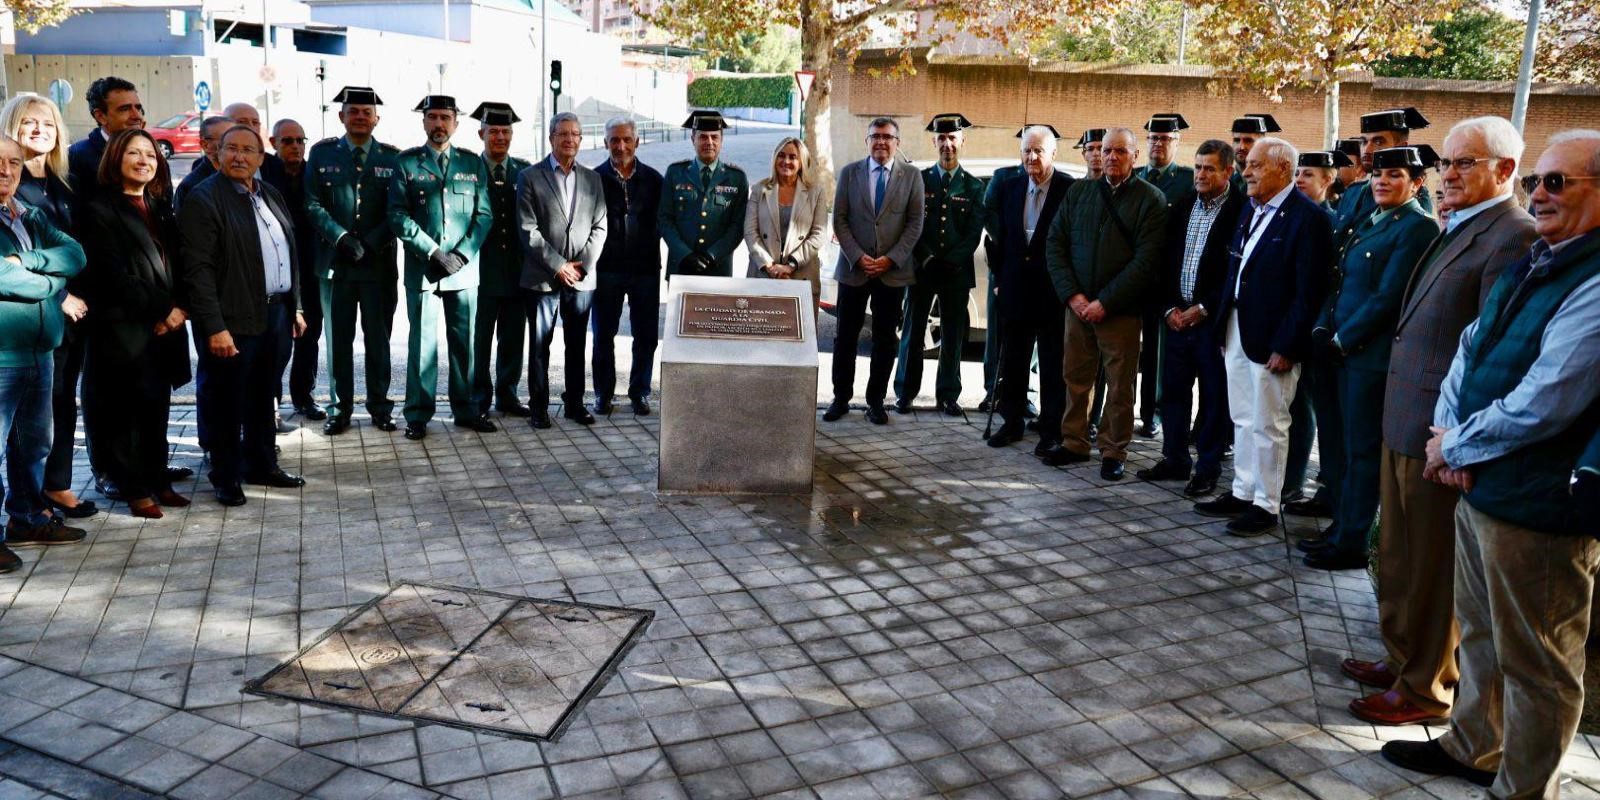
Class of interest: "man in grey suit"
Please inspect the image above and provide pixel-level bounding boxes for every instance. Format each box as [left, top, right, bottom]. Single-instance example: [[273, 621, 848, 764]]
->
[[517, 112, 608, 430], [1340, 116, 1537, 727], [825, 117, 926, 425]]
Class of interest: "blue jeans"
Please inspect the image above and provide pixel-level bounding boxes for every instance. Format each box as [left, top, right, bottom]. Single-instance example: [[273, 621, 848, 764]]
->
[[0, 353, 55, 533]]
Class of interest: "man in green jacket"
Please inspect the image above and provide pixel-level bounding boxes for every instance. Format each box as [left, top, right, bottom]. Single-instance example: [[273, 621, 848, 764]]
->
[[0, 135, 87, 572], [468, 102, 533, 418], [659, 111, 748, 278], [1044, 127, 1169, 481], [896, 113, 985, 416], [304, 86, 402, 435], [387, 95, 493, 440]]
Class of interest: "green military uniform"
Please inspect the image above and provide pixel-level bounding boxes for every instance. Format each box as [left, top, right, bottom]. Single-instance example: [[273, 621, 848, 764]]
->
[[1334, 106, 1436, 246], [1227, 113, 1281, 201], [896, 160, 985, 407], [473, 153, 532, 415], [1133, 114, 1197, 434], [658, 158, 748, 278], [304, 133, 402, 427], [1133, 162, 1195, 204], [388, 141, 492, 427]]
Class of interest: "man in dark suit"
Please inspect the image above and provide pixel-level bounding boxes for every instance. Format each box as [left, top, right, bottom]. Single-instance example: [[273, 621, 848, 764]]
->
[[177, 126, 308, 506], [1338, 117, 1536, 726], [826, 117, 925, 425], [67, 76, 145, 208], [265, 118, 323, 422], [173, 116, 230, 212], [1194, 137, 1332, 535], [1132, 113, 1197, 438], [468, 102, 534, 419], [516, 112, 608, 429], [592, 118, 664, 417], [986, 126, 1072, 453], [1137, 139, 1244, 497], [979, 124, 1053, 413]]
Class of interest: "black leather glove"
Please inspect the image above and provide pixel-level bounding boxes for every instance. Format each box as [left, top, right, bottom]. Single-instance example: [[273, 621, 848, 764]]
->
[[336, 233, 366, 263], [443, 251, 468, 276], [1575, 471, 1599, 539], [678, 253, 713, 275], [428, 248, 455, 281]]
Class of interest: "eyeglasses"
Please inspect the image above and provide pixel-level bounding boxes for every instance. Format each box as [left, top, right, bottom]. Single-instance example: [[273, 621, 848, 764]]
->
[[277, 137, 307, 145], [222, 144, 261, 157], [866, 134, 899, 142], [1147, 135, 1175, 143], [1437, 157, 1495, 174], [1521, 173, 1600, 195]]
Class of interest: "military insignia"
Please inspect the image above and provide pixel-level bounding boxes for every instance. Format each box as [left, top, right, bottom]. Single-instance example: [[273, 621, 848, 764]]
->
[[372, 167, 393, 178], [676, 183, 695, 191], [452, 173, 479, 183], [715, 186, 739, 194]]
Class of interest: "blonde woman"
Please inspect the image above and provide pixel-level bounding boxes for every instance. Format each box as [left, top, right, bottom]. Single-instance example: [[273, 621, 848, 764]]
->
[[2, 94, 98, 519], [743, 137, 830, 306]]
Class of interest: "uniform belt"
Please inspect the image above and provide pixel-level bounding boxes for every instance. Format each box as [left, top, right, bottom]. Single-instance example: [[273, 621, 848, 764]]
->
[[266, 292, 293, 304]]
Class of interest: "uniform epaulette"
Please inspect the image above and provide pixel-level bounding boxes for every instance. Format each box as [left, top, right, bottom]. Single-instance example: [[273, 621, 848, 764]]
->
[[310, 137, 340, 150], [399, 145, 427, 157], [668, 159, 692, 169], [378, 143, 401, 154], [722, 163, 746, 174]]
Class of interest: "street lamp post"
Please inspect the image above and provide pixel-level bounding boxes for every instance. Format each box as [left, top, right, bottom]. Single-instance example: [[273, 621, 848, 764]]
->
[[1512, 0, 1542, 134]]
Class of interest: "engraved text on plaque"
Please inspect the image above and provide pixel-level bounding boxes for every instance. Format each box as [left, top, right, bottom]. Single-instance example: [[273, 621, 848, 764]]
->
[[677, 293, 803, 341]]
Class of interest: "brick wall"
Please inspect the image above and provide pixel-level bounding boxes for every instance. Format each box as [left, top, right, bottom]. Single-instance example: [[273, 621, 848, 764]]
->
[[828, 52, 1600, 173]]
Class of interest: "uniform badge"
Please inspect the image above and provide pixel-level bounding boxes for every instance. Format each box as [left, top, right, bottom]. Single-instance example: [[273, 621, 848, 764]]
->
[[372, 167, 393, 178]]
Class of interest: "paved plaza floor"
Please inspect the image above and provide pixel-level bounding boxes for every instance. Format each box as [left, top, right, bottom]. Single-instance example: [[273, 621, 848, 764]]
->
[[1, 407, 1598, 799]]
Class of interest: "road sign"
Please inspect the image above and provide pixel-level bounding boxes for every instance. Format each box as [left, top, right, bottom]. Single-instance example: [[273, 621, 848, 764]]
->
[[794, 70, 816, 101], [194, 81, 211, 112], [46, 79, 73, 111]]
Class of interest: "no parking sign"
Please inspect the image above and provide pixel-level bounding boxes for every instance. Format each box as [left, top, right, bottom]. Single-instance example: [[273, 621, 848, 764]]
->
[[194, 81, 211, 113]]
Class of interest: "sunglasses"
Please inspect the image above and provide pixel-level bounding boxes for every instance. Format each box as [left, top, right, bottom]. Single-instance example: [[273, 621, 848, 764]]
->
[[277, 137, 308, 145], [1521, 172, 1600, 195]]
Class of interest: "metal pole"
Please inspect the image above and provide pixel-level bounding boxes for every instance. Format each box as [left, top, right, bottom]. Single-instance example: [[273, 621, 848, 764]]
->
[[441, 0, 451, 91], [1512, 0, 1542, 134], [1177, 7, 1189, 66], [539, 0, 548, 160]]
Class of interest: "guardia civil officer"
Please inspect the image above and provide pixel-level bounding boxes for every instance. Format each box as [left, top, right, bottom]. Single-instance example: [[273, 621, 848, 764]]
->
[[468, 102, 533, 418], [895, 113, 985, 416], [1132, 113, 1196, 439], [659, 111, 748, 278], [387, 95, 493, 440], [304, 86, 402, 435], [1331, 107, 1435, 246], [1229, 114, 1281, 194]]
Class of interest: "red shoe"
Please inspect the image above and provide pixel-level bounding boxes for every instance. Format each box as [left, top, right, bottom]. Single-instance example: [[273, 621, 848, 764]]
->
[[128, 499, 163, 519], [1340, 658, 1392, 688], [156, 490, 191, 508], [1349, 689, 1448, 726]]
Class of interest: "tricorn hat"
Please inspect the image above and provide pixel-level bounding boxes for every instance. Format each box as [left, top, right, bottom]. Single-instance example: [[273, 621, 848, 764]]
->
[[469, 102, 521, 126], [414, 95, 460, 113], [1074, 127, 1107, 149], [1371, 144, 1440, 171], [927, 113, 973, 134], [1298, 151, 1336, 169], [332, 86, 382, 106], [682, 110, 729, 131], [1231, 114, 1282, 134], [1361, 107, 1430, 133], [1144, 114, 1189, 134], [1014, 123, 1062, 139], [1336, 137, 1363, 158]]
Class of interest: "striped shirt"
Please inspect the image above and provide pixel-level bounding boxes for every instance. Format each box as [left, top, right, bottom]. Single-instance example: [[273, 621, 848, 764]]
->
[[1180, 191, 1228, 303]]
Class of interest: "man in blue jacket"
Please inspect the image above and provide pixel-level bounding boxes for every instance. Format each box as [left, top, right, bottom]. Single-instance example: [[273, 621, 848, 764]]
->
[[0, 136, 88, 572]]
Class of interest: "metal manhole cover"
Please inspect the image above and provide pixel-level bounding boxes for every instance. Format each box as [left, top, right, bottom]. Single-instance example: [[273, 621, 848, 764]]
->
[[244, 582, 653, 741]]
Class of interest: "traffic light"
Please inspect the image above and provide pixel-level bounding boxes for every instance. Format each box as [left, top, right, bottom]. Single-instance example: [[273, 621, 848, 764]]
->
[[549, 60, 563, 99]]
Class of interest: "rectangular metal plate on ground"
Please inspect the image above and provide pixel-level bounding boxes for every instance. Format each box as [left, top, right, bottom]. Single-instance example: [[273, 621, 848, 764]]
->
[[245, 583, 653, 742]]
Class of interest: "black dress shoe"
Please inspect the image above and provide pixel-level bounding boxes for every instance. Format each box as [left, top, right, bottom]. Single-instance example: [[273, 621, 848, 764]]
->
[[630, 397, 651, 416], [296, 403, 328, 421], [988, 424, 1023, 448], [0, 545, 19, 574], [1379, 740, 1494, 788], [565, 406, 596, 425], [595, 399, 615, 415], [977, 396, 994, 413], [823, 399, 850, 422], [1135, 459, 1191, 482], [892, 399, 913, 414], [274, 413, 295, 435], [214, 484, 247, 506], [941, 400, 962, 417], [1032, 440, 1057, 458], [531, 411, 553, 429], [1194, 494, 1254, 518], [245, 470, 306, 488], [1284, 496, 1333, 517], [497, 402, 533, 418], [1100, 459, 1125, 481], [373, 416, 398, 432], [1296, 535, 1337, 553], [96, 475, 124, 502], [44, 496, 98, 519], [323, 417, 350, 435], [1040, 444, 1092, 466], [865, 405, 889, 425], [454, 416, 498, 433], [1226, 506, 1279, 536], [1304, 549, 1369, 571], [1183, 474, 1218, 497], [1137, 421, 1162, 439], [1024, 403, 1039, 419], [404, 424, 427, 440], [166, 465, 195, 481]]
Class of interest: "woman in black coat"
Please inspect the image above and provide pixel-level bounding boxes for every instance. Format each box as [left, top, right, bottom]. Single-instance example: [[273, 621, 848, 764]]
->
[[79, 129, 192, 518]]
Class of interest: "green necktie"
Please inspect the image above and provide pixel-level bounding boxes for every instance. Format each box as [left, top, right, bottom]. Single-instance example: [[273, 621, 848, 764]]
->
[[352, 146, 365, 171], [942, 170, 951, 188], [493, 163, 506, 183], [700, 165, 711, 190], [437, 150, 449, 173]]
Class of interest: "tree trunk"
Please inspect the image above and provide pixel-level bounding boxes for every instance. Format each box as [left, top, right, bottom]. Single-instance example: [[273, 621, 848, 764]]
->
[[799, 0, 834, 179], [1324, 79, 1341, 148]]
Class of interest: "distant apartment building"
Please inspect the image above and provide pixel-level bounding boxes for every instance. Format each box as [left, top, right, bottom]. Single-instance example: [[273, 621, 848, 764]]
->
[[557, 0, 658, 40]]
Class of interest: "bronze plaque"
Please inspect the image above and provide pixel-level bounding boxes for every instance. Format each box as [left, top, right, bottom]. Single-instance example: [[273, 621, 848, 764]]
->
[[678, 292, 803, 341]]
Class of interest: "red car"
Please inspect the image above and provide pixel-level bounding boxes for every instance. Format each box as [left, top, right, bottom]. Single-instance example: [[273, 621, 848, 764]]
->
[[148, 112, 202, 158]]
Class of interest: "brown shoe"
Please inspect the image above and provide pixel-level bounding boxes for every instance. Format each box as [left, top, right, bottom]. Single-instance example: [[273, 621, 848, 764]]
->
[[6, 516, 86, 546], [0, 544, 19, 573], [1349, 689, 1448, 726], [1340, 658, 1392, 689]]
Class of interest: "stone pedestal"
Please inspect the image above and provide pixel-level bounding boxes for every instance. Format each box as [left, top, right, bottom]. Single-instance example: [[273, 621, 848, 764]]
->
[[659, 276, 818, 494]]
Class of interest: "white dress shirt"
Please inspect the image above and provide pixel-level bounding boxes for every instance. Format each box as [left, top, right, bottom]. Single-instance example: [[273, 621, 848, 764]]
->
[[1236, 183, 1296, 299]]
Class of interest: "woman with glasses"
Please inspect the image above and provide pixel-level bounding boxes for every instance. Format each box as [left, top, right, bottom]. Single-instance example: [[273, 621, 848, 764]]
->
[[79, 130, 191, 518], [1, 94, 100, 519], [1300, 145, 1442, 572], [744, 137, 831, 313]]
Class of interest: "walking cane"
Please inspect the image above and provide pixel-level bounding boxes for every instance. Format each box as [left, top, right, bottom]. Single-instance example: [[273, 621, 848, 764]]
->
[[983, 315, 1006, 440]]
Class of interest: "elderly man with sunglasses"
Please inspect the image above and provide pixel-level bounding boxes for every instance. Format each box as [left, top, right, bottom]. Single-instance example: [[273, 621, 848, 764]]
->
[[1382, 128, 1600, 800]]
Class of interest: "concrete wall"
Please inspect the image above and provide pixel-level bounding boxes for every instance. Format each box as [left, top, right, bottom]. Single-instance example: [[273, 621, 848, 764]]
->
[[6, 54, 206, 136], [829, 53, 1600, 172], [14, 9, 209, 57]]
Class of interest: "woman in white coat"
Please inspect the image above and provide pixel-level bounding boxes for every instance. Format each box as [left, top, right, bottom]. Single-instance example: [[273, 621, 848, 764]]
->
[[744, 137, 830, 311]]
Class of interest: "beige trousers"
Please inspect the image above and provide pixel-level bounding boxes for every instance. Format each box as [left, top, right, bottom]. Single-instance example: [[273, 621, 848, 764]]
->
[[1438, 501, 1599, 800], [1061, 313, 1141, 461], [1375, 447, 1461, 716]]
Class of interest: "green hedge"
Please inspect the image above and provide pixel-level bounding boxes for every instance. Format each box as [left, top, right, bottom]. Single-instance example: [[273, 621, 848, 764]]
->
[[687, 76, 791, 110]]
